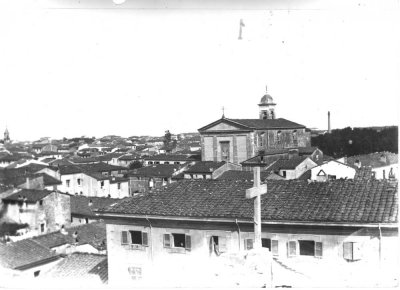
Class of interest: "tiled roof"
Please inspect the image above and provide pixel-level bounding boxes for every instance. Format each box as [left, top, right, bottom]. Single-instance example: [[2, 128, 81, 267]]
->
[[145, 154, 197, 162], [2, 189, 54, 202], [31, 222, 107, 251], [95, 153, 124, 162], [109, 177, 129, 184], [265, 157, 309, 171], [71, 195, 122, 217], [40, 253, 108, 284], [298, 169, 312, 180], [78, 162, 126, 173], [56, 164, 83, 175], [69, 157, 98, 164], [354, 167, 374, 181], [228, 118, 306, 129], [185, 161, 225, 174], [85, 172, 110, 181], [118, 154, 140, 161], [217, 170, 270, 181], [129, 164, 182, 178], [97, 179, 398, 224], [0, 239, 60, 270], [347, 152, 398, 168]]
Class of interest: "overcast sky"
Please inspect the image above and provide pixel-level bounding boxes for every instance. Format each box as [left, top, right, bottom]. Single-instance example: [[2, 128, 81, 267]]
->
[[1, 0, 399, 141]]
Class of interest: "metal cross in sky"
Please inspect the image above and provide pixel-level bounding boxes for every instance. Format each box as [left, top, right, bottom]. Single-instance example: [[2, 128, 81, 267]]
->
[[238, 19, 245, 40], [245, 166, 267, 249]]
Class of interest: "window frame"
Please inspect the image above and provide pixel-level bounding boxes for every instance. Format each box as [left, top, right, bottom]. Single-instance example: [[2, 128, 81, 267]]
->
[[163, 233, 191, 252]]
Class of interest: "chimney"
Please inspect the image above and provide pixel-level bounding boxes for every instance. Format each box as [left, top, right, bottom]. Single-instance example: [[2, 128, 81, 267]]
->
[[26, 177, 31, 189], [328, 111, 331, 134], [354, 159, 361, 169]]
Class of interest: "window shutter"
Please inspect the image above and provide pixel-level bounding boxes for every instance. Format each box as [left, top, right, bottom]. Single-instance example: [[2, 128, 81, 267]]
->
[[271, 240, 279, 255], [142, 232, 148, 247], [352, 242, 362, 260], [163, 234, 171, 248], [185, 235, 192, 251], [219, 236, 227, 253], [121, 231, 128, 245], [343, 242, 352, 260], [315, 242, 323, 258], [287, 241, 297, 257], [245, 238, 253, 250]]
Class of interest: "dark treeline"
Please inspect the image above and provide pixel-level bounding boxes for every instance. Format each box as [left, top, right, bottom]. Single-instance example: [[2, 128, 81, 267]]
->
[[311, 126, 398, 158]]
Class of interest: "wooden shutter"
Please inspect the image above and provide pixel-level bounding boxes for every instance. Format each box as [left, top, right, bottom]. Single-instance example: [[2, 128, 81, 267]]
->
[[287, 241, 297, 257], [245, 238, 253, 250], [343, 242, 353, 260], [219, 236, 227, 253], [163, 234, 171, 248], [315, 242, 323, 258], [121, 231, 128, 245], [271, 240, 279, 255], [352, 242, 362, 260], [185, 235, 192, 251], [142, 232, 148, 246]]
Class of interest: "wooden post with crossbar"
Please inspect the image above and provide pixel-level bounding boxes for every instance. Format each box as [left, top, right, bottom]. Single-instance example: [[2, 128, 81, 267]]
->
[[245, 166, 267, 249]]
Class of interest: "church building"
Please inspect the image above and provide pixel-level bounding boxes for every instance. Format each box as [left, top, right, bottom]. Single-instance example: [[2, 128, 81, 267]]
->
[[198, 88, 311, 164]]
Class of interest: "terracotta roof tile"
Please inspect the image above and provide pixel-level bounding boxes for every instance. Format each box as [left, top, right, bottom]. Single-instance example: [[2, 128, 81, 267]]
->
[[0, 239, 59, 270], [185, 161, 225, 174], [97, 179, 398, 225]]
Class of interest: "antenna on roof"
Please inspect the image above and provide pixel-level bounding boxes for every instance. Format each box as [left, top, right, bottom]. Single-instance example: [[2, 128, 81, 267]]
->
[[222, 106, 225, 118]]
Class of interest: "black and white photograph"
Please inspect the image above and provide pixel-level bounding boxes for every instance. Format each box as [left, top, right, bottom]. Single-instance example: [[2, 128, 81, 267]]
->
[[0, 0, 398, 288]]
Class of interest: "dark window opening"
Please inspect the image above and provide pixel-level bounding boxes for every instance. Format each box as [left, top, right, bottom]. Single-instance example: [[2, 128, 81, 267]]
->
[[130, 231, 143, 245], [172, 233, 186, 248], [117, 183, 121, 190], [262, 238, 271, 251], [299, 240, 315, 256], [328, 175, 336, 180], [203, 174, 207, 179], [164, 162, 170, 164], [40, 223, 45, 233], [39, 200, 43, 206], [281, 171, 286, 178], [34, 270, 40, 277], [85, 218, 89, 224]]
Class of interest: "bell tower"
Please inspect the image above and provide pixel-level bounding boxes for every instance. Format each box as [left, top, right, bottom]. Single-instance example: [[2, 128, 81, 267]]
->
[[258, 86, 276, 120], [4, 126, 10, 144]]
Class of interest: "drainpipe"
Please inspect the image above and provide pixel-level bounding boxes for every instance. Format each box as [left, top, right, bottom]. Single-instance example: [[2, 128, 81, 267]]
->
[[145, 216, 153, 262], [235, 218, 241, 251], [378, 223, 382, 266]]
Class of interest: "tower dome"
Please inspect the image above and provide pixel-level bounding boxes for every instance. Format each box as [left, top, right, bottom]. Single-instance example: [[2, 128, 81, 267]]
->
[[259, 86, 275, 105], [258, 85, 276, 120]]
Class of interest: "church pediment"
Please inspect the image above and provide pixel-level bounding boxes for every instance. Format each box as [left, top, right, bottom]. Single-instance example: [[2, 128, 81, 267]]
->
[[198, 118, 251, 133]]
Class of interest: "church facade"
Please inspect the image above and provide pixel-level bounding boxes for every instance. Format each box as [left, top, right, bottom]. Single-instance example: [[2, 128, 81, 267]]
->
[[198, 89, 311, 164]]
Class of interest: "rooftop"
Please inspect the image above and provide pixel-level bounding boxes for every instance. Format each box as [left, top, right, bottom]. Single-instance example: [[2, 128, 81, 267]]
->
[[145, 154, 198, 162], [39, 253, 108, 284], [185, 161, 225, 174], [129, 164, 183, 178], [265, 156, 310, 171], [0, 239, 59, 270], [97, 179, 398, 225], [71, 195, 123, 218], [2, 189, 55, 203]]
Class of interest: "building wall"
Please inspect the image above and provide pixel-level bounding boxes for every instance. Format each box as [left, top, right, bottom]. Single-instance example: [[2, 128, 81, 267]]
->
[[372, 164, 398, 180], [311, 162, 356, 181], [106, 220, 398, 285]]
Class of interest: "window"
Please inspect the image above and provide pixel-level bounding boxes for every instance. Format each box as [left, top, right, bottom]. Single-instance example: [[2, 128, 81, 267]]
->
[[100, 181, 104, 188], [220, 141, 230, 162], [281, 171, 286, 178], [117, 183, 121, 190], [287, 241, 297, 257], [164, 162, 170, 165], [40, 223, 45, 233], [210, 236, 227, 255], [128, 266, 142, 280], [39, 200, 43, 206], [292, 130, 298, 146], [34, 270, 40, 277], [77, 178, 81, 186], [262, 238, 279, 255], [163, 233, 191, 251], [244, 238, 254, 250], [203, 174, 207, 179], [85, 218, 89, 224], [343, 242, 361, 261], [276, 131, 281, 144], [66, 180, 70, 187], [328, 175, 336, 180], [288, 240, 323, 258], [121, 230, 148, 247], [259, 133, 265, 147]]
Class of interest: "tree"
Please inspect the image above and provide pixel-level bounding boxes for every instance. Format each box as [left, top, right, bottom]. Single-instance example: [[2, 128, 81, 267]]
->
[[164, 130, 172, 147], [129, 160, 143, 170]]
